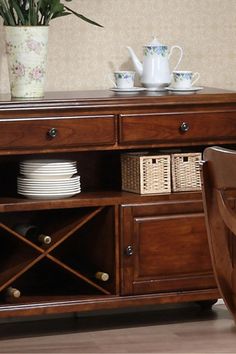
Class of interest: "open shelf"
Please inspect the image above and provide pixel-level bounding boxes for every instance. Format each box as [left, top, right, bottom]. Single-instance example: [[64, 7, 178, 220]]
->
[[6, 259, 105, 302], [46, 255, 111, 295], [0, 206, 116, 303], [0, 225, 44, 290], [0, 190, 203, 212], [50, 207, 116, 294]]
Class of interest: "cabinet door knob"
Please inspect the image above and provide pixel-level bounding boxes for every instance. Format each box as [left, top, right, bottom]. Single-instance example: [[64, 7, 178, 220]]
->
[[180, 122, 189, 132], [126, 245, 133, 256], [47, 128, 57, 138]]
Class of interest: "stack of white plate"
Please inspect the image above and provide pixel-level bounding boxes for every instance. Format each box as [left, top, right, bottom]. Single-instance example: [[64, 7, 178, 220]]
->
[[17, 159, 81, 199]]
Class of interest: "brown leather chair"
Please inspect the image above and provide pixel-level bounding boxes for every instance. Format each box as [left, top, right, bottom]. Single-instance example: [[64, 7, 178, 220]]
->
[[202, 146, 236, 322]]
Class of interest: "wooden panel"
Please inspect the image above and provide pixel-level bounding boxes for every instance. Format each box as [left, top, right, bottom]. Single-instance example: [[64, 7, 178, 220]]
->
[[121, 201, 217, 295], [0, 115, 116, 150], [0, 89, 232, 317], [119, 111, 236, 145]]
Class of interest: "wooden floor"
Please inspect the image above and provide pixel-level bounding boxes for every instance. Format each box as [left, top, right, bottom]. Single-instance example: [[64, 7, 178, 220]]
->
[[0, 303, 235, 353]]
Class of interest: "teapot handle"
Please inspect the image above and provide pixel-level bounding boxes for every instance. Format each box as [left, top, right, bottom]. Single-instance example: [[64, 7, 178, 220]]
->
[[168, 45, 184, 71]]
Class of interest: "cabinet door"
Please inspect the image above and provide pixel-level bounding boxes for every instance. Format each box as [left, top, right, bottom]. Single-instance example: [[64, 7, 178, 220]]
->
[[120, 200, 217, 295]]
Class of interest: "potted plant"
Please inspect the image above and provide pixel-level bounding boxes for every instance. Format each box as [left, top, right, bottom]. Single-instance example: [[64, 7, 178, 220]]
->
[[0, 0, 103, 98]]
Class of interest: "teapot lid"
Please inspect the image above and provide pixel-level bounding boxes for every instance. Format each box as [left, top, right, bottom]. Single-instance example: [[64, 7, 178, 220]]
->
[[145, 37, 164, 47]]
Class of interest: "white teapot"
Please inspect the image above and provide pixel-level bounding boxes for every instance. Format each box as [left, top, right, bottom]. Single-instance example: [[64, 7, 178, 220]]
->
[[127, 37, 183, 89]]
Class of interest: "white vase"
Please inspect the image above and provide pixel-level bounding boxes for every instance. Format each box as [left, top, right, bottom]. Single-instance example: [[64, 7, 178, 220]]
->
[[5, 26, 49, 98]]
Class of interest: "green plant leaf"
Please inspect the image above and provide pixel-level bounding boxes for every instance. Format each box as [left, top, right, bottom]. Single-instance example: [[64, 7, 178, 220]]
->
[[51, 2, 64, 16], [51, 11, 70, 20], [0, 0, 103, 27], [7, 1, 17, 25], [64, 5, 103, 27], [0, 0, 16, 25], [39, 0, 52, 25], [0, 5, 9, 25], [11, 0, 26, 25], [28, 0, 38, 25]]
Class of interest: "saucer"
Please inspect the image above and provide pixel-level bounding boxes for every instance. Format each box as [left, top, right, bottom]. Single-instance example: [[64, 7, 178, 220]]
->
[[166, 86, 203, 92], [110, 87, 145, 92]]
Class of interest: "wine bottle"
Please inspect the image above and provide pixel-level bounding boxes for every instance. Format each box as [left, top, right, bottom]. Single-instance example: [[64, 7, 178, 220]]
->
[[37, 234, 52, 245], [94, 271, 109, 282], [13, 224, 52, 245], [6, 286, 21, 299]]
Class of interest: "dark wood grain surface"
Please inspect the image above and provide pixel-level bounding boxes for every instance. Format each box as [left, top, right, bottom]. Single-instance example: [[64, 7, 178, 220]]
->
[[1, 87, 236, 319]]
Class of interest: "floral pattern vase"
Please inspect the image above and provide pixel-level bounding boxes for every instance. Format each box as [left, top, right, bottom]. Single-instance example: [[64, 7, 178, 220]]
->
[[5, 26, 49, 98]]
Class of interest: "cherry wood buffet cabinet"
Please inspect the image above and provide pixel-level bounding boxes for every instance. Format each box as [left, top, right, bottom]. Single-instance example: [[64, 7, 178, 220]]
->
[[0, 87, 235, 319]]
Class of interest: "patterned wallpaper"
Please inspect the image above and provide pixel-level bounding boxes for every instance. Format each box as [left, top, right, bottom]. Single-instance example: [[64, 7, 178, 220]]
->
[[0, 0, 235, 93]]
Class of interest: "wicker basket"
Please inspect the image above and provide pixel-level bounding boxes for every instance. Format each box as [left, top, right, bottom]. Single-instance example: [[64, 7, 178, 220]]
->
[[121, 152, 171, 194], [171, 152, 202, 192]]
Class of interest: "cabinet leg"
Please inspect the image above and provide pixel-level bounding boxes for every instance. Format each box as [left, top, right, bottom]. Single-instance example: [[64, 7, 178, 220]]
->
[[195, 299, 218, 310]]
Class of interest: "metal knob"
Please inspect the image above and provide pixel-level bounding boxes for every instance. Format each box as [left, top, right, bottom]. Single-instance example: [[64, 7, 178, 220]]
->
[[180, 122, 189, 132], [126, 245, 133, 256], [47, 128, 57, 138]]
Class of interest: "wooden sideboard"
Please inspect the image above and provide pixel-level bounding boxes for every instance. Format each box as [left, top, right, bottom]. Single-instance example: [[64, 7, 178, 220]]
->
[[0, 87, 236, 319]]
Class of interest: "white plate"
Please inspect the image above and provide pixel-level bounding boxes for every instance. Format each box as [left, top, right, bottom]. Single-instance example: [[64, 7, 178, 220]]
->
[[17, 186, 81, 194], [18, 189, 81, 197], [166, 86, 203, 92], [18, 189, 81, 195], [20, 164, 77, 170], [18, 191, 81, 200], [19, 173, 77, 180], [17, 182, 81, 188], [18, 176, 80, 183], [110, 87, 145, 92], [20, 159, 77, 165], [18, 181, 80, 186], [17, 182, 81, 189], [17, 183, 81, 189], [20, 165, 77, 170], [20, 170, 78, 175], [20, 168, 77, 175]]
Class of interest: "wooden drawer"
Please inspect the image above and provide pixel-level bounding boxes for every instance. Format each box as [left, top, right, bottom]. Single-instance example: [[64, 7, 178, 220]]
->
[[0, 115, 116, 151], [119, 111, 236, 146]]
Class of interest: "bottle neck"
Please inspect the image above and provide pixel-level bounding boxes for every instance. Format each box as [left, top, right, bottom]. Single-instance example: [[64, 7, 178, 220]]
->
[[13, 224, 52, 245], [95, 271, 109, 282], [6, 287, 21, 299], [38, 234, 52, 245]]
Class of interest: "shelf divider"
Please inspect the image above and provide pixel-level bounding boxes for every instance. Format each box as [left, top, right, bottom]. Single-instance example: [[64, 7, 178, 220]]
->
[[46, 254, 111, 295]]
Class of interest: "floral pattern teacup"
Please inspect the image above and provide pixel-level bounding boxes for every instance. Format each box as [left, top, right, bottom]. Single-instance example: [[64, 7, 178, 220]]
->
[[172, 71, 200, 89], [112, 71, 135, 89]]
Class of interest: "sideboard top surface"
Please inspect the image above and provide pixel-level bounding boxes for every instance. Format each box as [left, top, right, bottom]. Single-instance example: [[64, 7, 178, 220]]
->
[[0, 87, 235, 111]]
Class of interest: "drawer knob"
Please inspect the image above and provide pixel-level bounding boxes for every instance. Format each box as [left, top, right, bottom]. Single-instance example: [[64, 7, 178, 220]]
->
[[126, 245, 133, 256], [47, 128, 57, 138], [180, 122, 189, 132]]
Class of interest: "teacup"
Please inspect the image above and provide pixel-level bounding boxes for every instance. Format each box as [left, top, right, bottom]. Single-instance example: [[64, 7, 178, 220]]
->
[[172, 71, 200, 89], [111, 71, 135, 89]]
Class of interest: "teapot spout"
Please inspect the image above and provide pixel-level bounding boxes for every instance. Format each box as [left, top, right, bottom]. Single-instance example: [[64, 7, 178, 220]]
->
[[126, 46, 143, 76]]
